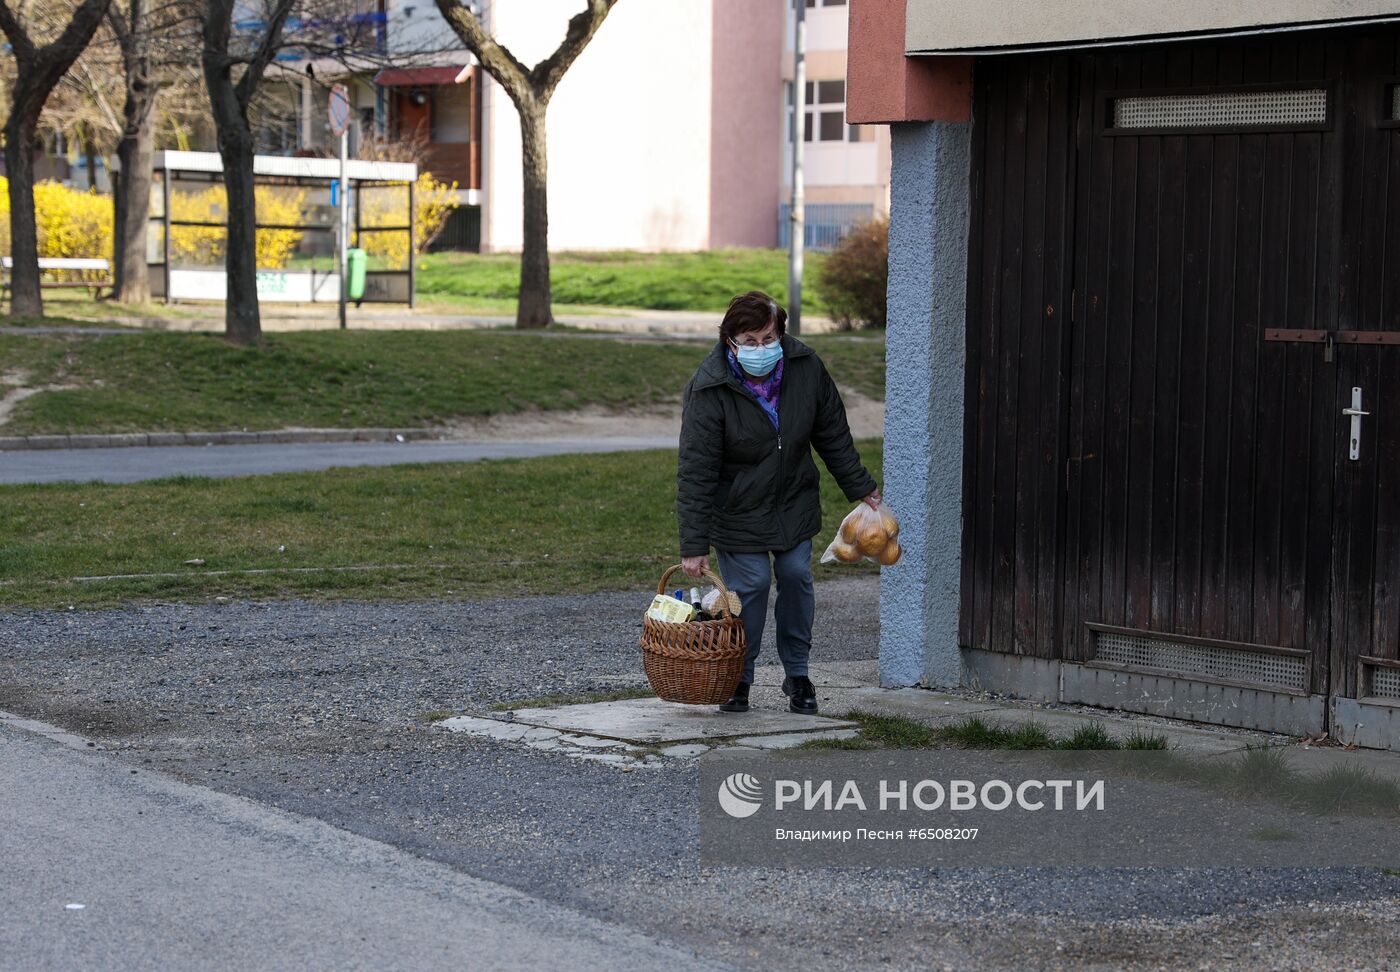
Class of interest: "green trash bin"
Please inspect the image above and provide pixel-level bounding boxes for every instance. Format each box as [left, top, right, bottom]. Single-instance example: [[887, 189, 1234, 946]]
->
[[345, 248, 368, 303]]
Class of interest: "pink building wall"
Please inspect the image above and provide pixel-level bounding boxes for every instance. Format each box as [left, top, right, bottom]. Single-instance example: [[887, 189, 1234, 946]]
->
[[708, 0, 784, 248], [846, 0, 971, 124]]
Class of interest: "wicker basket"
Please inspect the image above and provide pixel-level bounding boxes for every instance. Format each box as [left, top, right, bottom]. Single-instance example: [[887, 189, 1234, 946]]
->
[[639, 565, 747, 704]]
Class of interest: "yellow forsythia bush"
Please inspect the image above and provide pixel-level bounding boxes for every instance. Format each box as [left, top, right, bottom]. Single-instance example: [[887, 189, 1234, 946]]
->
[[169, 184, 307, 269], [0, 177, 114, 279], [358, 172, 457, 269], [35, 182, 114, 262]]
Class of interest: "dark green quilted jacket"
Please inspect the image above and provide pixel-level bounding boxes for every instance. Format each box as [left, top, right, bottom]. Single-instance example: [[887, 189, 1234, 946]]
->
[[676, 333, 877, 556]]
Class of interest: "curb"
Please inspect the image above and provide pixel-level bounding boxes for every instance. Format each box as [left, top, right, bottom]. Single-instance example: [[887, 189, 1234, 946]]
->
[[0, 428, 444, 452]]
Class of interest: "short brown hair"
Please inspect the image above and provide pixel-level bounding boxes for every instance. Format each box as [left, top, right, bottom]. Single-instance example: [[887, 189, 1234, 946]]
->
[[719, 291, 786, 345]]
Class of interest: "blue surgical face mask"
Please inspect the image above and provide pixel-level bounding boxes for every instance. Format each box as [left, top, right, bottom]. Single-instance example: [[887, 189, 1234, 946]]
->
[[733, 340, 783, 377]]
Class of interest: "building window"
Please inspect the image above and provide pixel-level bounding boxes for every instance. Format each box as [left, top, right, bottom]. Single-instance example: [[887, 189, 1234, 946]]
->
[[788, 79, 849, 143], [1108, 87, 1328, 132], [793, 0, 847, 7]]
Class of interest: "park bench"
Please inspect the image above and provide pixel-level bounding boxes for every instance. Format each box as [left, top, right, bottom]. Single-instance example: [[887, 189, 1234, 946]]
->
[[1, 256, 113, 304]]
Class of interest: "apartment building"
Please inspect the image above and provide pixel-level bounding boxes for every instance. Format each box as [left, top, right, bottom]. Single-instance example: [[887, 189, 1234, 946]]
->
[[280, 0, 883, 252], [780, 0, 891, 247]]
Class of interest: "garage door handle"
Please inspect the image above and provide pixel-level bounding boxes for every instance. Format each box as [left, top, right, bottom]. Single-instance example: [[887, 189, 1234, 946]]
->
[[1343, 387, 1369, 460]]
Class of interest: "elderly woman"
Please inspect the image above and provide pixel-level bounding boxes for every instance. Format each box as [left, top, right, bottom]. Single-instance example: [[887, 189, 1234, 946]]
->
[[677, 291, 880, 715]]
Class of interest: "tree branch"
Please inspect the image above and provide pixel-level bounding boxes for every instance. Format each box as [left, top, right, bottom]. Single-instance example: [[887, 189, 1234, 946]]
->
[[0, 0, 36, 61], [233, 0, 297, 111], [73, 61, 125, 136], [433, 0, 534, 107], [107, 1, 129, 44], [528, 0, 615, 101]]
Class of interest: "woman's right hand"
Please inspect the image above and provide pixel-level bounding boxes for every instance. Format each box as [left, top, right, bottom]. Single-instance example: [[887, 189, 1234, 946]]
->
[[681, 554, 709, 579]]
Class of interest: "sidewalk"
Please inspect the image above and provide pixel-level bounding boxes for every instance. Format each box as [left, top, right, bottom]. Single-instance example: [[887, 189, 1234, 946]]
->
[[803, 660, 1400, 773], [0, 435, 679, 484], [452, 657, 1400, 773], [0, 717, 731, 971]]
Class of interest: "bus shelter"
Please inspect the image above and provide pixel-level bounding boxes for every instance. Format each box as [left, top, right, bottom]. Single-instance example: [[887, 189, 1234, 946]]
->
[[148, 150, 417, 306]]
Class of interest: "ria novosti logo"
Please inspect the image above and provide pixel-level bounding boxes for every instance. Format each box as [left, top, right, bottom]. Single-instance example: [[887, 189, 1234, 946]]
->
[[717, 772, 763, 818]]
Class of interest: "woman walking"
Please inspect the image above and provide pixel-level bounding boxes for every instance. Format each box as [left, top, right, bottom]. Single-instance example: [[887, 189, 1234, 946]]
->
[[676, 291, 880, 714]]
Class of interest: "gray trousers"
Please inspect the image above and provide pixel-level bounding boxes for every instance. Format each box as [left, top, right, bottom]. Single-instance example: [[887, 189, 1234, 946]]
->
[[715, 538, 814, 684]]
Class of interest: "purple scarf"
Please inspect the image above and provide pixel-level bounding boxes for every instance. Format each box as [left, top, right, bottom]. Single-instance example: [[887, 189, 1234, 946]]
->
[[726, 348, 783, 431]]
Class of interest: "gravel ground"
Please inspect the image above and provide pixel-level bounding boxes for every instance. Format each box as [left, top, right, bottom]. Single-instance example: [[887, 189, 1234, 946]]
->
[[3, 575, 1399, 971]]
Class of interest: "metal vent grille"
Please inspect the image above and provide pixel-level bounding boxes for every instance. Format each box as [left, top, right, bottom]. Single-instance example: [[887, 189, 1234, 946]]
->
[[1111, 89, 1327, 130], [1369, 665, 1400, 700], [1092, 629, 1308, 693], [1391, 84, 1400, 121]]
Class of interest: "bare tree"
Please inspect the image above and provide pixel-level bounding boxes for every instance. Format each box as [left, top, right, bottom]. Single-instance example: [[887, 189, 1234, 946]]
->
[[0, 0, 114, 317], [200, 0, 296, 343], [109, 0, 160, 301], [201, 0, 450, 342], [434, 0, 616, 328], [106, 1, 202, 303]]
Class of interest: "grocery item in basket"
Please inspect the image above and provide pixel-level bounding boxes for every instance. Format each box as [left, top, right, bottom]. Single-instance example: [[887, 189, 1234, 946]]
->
[[821, 500, 902, 566], [646, 593, 697, 623], [640, 564, 747, 704], [701, 587, 742, 617]]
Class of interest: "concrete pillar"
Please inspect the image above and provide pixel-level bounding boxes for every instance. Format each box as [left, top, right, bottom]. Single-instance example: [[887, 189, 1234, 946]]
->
[[878, 120, 971, 689]]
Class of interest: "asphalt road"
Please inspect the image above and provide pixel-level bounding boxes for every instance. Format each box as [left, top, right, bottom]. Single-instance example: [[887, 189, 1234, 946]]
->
[[3, 579, 1399, 970], [0, 437, 678, 484], [0, 718, 731, 971]]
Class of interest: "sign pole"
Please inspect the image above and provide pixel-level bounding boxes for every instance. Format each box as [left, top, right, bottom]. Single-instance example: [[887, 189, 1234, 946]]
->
[[788, 0, 806, 335], [328, 84, 352, 330], [338, 128, 348, 330]]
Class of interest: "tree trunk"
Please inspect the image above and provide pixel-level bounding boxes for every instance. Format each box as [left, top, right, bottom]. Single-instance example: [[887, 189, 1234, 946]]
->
[[219, 132, 261, 343], [4, 112, 43, 317], [203, 46, 262, 344], [82, 128, 98, 190], [112, 88, 155, 302], [0, 0, 113, 319], [517, 104, 551, 328]]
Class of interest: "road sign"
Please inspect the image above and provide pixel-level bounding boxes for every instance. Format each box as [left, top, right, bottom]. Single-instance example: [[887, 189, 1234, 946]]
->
[[328, 84, 351, 137]]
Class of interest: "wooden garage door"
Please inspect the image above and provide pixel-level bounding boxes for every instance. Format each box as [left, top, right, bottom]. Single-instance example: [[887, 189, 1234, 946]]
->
[[1331, 32, 1400, 701], [961, 29, 1400, 707], [1063, 38, 1343, 698]]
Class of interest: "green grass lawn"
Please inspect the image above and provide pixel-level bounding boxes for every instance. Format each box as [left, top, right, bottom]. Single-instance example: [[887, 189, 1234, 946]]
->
[[5, 247, 846, 322], [0, 312, 143, 329], [416, 249, 833, 316], [0, 329, 884, 435], [5, 292, 211, 322], [0, 439, 883, 609]]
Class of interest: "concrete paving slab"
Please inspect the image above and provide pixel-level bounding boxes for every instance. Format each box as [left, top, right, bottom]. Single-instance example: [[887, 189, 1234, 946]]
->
[[503, 697, 857, 744], [558, 733, 627, 749], [825, 686, 1005, 722], [734, 729, 861, 750], [438, 715, 536, 740], [659, 743, 711, 758]]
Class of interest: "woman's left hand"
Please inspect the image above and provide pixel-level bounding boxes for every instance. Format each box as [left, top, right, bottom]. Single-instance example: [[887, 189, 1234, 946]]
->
[[862, 488, 882, 510]]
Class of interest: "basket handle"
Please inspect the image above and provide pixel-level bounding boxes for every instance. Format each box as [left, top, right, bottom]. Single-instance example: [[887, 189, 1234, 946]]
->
[[654, 564, 738, 619]]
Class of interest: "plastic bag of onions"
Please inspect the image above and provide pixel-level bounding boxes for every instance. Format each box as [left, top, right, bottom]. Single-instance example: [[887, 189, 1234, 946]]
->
[[819, 500, 902, 566]]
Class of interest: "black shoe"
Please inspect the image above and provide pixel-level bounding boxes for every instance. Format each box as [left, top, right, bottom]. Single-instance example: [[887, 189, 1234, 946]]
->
[[782, 675, 818, 715], [719, 681, 750, 713]]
